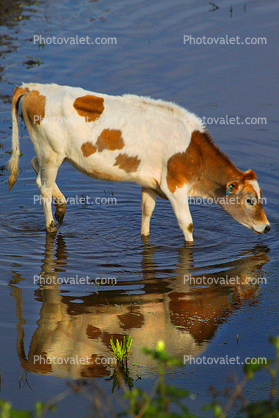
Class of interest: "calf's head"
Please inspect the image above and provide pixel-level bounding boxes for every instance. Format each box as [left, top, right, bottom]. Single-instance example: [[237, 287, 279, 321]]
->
[[223, 170, 270, 234]]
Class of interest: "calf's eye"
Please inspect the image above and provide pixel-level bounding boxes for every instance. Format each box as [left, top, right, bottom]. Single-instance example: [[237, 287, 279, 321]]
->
[[246, 198, 254, 206]]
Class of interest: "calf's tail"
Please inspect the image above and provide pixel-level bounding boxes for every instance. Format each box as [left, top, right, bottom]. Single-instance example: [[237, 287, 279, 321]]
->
[[8, 86, 28, 190]]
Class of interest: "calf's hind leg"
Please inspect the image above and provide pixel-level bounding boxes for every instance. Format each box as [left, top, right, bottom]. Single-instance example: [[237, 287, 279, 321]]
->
[[31, 156, 66, 230]]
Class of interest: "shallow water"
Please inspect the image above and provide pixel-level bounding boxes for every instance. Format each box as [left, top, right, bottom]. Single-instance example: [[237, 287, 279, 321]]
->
[[0, 0, 278, 416]]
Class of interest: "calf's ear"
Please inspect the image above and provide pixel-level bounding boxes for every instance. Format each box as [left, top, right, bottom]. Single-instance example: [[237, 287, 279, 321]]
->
[[243, 169, 257, 180], [226, 181, 239, 195]]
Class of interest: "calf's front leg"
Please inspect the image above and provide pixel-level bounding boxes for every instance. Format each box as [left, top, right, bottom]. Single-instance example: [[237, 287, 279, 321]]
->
[[141, 187, 157, 236], [163, 185, 194, 241]]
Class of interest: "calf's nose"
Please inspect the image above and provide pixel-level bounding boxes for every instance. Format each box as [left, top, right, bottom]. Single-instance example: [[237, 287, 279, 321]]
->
[[264, 225, 271, 233]]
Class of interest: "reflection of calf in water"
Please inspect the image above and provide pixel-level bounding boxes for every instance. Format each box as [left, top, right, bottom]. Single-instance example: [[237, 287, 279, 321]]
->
[[13, 234, 269, 379]]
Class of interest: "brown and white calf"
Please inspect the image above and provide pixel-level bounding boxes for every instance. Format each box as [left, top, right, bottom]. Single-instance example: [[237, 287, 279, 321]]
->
[[8, 83, 270, 240]]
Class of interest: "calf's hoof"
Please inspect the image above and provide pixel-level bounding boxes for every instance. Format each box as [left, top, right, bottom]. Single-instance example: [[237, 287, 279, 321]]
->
[[46, 220, 57, 233], [55, 204, 66, 225]]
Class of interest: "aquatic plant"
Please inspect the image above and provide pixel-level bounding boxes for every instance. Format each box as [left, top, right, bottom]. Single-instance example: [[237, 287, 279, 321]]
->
[[110, 335, 133, 366]]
